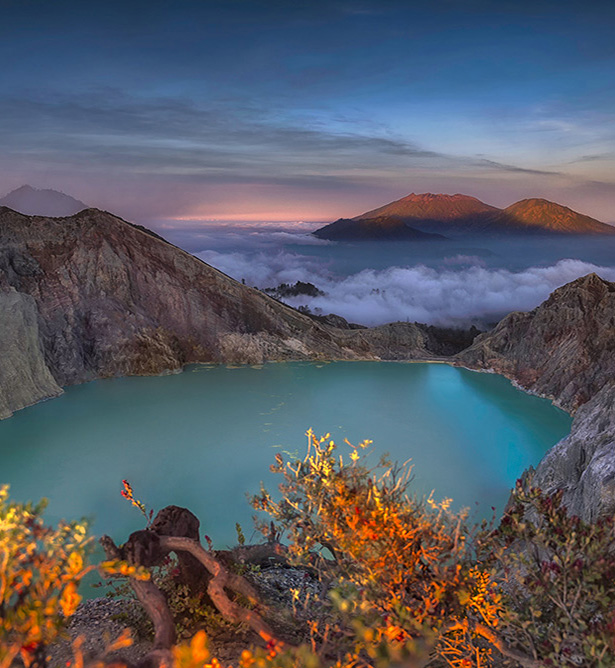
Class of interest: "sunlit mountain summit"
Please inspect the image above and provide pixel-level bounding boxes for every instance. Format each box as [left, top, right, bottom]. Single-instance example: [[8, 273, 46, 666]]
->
[[314, 193, 615, 239]]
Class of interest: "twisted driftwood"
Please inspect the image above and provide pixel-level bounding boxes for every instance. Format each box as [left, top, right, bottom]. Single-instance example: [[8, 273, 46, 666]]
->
[[99, 505, 279, 668], [99, 534, 176, 652]]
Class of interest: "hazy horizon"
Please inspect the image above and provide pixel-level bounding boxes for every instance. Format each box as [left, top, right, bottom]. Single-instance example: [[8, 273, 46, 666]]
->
[[1, 0, 614, 224], [147, 219, 615, 329]]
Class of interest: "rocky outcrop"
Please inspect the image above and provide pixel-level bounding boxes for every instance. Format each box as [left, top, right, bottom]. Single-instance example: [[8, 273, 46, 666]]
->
[[335, 322, 479, 359], [530, 383, 615, 520], [0, 207, 451, 417], [457, 273, 615, 519], [0, 288, 62, 418], [456, 273, 615, 412]]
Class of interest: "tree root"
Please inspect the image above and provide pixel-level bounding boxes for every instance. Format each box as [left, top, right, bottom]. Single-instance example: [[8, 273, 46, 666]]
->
[[98, 506, 280, 668]]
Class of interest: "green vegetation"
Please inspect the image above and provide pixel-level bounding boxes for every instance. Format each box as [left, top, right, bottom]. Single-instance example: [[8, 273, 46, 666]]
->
[[3, 433, 615, 667]]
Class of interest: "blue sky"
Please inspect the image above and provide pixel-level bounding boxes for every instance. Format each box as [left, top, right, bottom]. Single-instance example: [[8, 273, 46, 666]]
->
[[1, 0, 614, 223]]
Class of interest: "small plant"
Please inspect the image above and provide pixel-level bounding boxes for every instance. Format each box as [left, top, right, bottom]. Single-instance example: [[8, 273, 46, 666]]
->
[[120, 479, 153, 527]]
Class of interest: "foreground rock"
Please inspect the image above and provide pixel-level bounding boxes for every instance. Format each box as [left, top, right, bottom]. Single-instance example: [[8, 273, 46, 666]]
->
[[457, 273, 615, 519], [0, 207, 463, 418]]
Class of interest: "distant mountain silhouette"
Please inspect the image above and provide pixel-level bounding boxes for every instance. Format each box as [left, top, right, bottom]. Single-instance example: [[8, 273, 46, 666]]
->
[[0, 185, 87, 217], [313, 193, 615, 239], [313, 215, 447, 241]]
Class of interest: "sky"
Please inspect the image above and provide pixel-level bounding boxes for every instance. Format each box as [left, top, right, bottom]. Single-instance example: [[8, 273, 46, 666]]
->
[[1, 0, 614, 224]]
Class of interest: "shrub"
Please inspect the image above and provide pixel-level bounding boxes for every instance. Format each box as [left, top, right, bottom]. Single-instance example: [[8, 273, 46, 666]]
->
[[251, 430, 502, 667], [6, 432, 615, 668], [0, 485, 92, 668], [479, 483, 615, 667]]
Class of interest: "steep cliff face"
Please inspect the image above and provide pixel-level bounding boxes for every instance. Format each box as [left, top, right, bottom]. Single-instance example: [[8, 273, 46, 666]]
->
[[457, 273, 615, 412], [0, 207, 448, 417], [530, 383, 615, 520], [457, 273, 615, 519], [0, 288, 62, 418]]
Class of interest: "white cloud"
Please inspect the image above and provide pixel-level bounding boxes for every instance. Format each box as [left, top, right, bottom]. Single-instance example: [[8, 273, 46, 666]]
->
[[197, 250, 615, 328]]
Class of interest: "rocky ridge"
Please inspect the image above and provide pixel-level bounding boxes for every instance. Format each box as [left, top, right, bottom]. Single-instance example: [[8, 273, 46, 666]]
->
[[312, 215, 447, 241], [0, 207, 459, 418], [456, 273, 615, 519]]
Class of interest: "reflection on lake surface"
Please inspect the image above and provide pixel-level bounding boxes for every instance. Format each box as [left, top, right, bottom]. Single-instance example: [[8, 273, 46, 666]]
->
[[0, 362, 571, 550]]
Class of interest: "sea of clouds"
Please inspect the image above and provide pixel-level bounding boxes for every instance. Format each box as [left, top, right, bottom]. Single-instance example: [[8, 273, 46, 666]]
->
[[197, 249, 615, 328]]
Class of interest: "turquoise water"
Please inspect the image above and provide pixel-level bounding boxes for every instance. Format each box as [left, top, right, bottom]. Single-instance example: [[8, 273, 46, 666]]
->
[[0, 362, 571, 550]]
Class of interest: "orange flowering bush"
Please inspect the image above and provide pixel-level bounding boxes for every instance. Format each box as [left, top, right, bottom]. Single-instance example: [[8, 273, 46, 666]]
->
[[0, 484, 92, 668], [6, 432, 615, 668], [252, 430, 502, 667]]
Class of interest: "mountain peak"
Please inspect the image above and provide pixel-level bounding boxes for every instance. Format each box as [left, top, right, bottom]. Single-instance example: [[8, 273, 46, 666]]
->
[[504, 198, 615, 234], [549, 272, 614, 300], [398, 192, 484, 203], [9, 185, 37, 195], [0, 185, 87, 217], [356, 192, 498, 223], [314, 191, 615, 239]]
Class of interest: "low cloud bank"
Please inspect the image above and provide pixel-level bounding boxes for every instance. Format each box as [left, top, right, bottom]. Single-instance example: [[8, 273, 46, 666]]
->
[[160, 225, 328, 254], [198, 250, 615, 328]]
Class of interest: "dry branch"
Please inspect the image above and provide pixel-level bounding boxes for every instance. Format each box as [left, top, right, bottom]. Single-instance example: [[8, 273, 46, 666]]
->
[[157, 535, 276, 641], [99, 505, 279, 647], [99, 535, 176, 650]]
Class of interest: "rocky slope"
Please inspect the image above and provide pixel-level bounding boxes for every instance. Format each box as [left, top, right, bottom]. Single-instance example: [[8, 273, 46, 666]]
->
[[457, 273, 615, 412], [457, 273, 615, 519], [313, 192, 615, 238], [530, 383, 615, 521], [0, 185, 87, 217], [0, 207, 453, 418]]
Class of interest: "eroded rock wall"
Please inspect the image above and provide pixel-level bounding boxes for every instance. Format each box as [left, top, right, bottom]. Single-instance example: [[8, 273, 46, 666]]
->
[[0, 207, 446, 417], [531, 383, 615, 520], [457, 273, 615, 519], [0, 288, 62, 418]]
